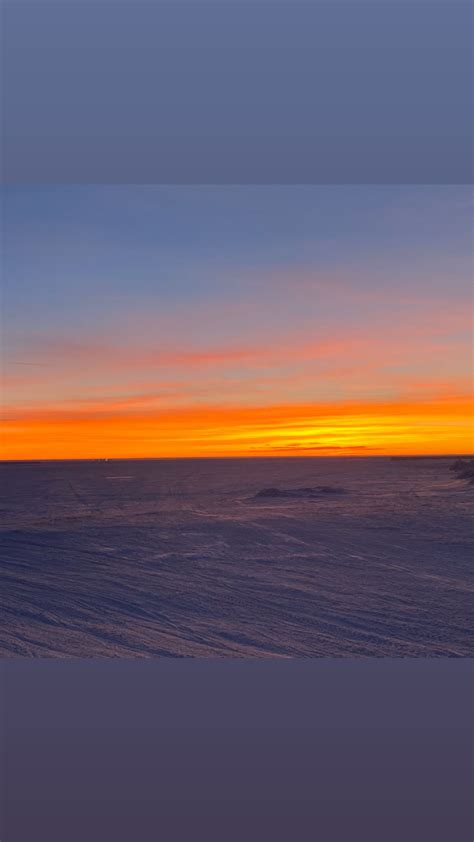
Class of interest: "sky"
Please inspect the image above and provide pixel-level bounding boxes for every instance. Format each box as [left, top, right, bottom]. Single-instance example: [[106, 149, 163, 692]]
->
[[1, 185, 473, 459]]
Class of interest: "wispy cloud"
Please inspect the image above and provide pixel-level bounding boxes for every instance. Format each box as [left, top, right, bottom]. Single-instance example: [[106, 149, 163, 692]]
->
[[2, 183, 471, 460], [2, 393, 472, 460]]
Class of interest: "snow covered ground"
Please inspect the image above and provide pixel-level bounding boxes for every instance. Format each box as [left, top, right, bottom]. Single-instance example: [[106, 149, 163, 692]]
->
[[0, 457, 472, 657]]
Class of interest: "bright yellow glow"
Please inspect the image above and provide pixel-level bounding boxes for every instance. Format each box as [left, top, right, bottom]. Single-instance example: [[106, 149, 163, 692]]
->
[[1, 395, 472, 460]]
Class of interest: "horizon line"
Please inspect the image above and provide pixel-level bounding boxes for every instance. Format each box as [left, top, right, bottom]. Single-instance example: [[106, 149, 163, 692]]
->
[[1, 453, 473, 464]]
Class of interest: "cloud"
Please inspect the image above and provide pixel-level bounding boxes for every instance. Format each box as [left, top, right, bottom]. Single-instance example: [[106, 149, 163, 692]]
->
[[2, 393, 472, 460]]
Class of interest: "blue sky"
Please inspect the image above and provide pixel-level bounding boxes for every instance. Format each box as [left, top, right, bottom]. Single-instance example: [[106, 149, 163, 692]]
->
[[2, 184, 472, 459], [3, 185, 472, 339]]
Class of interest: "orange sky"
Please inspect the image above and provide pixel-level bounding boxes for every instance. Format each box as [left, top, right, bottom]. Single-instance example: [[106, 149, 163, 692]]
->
[[2, 186, 473, 460], [2, 395, 473, 460]]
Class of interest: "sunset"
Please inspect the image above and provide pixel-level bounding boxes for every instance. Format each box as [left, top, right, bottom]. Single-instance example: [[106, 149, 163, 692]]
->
[[1, 183, 473, 661], [2, 0, 473, 837], [2, 185, 473, 460], [2, 397, 473, 461]]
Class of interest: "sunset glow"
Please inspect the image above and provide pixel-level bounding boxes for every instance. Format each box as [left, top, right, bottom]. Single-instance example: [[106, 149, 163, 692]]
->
[[2, 396, 473, 461], [2, 186, 473, 460]]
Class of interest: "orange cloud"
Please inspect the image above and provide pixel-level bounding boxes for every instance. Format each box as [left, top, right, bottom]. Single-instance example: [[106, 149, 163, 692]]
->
[[3, 291, 471, 460], [2, 393, 472, 460]]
